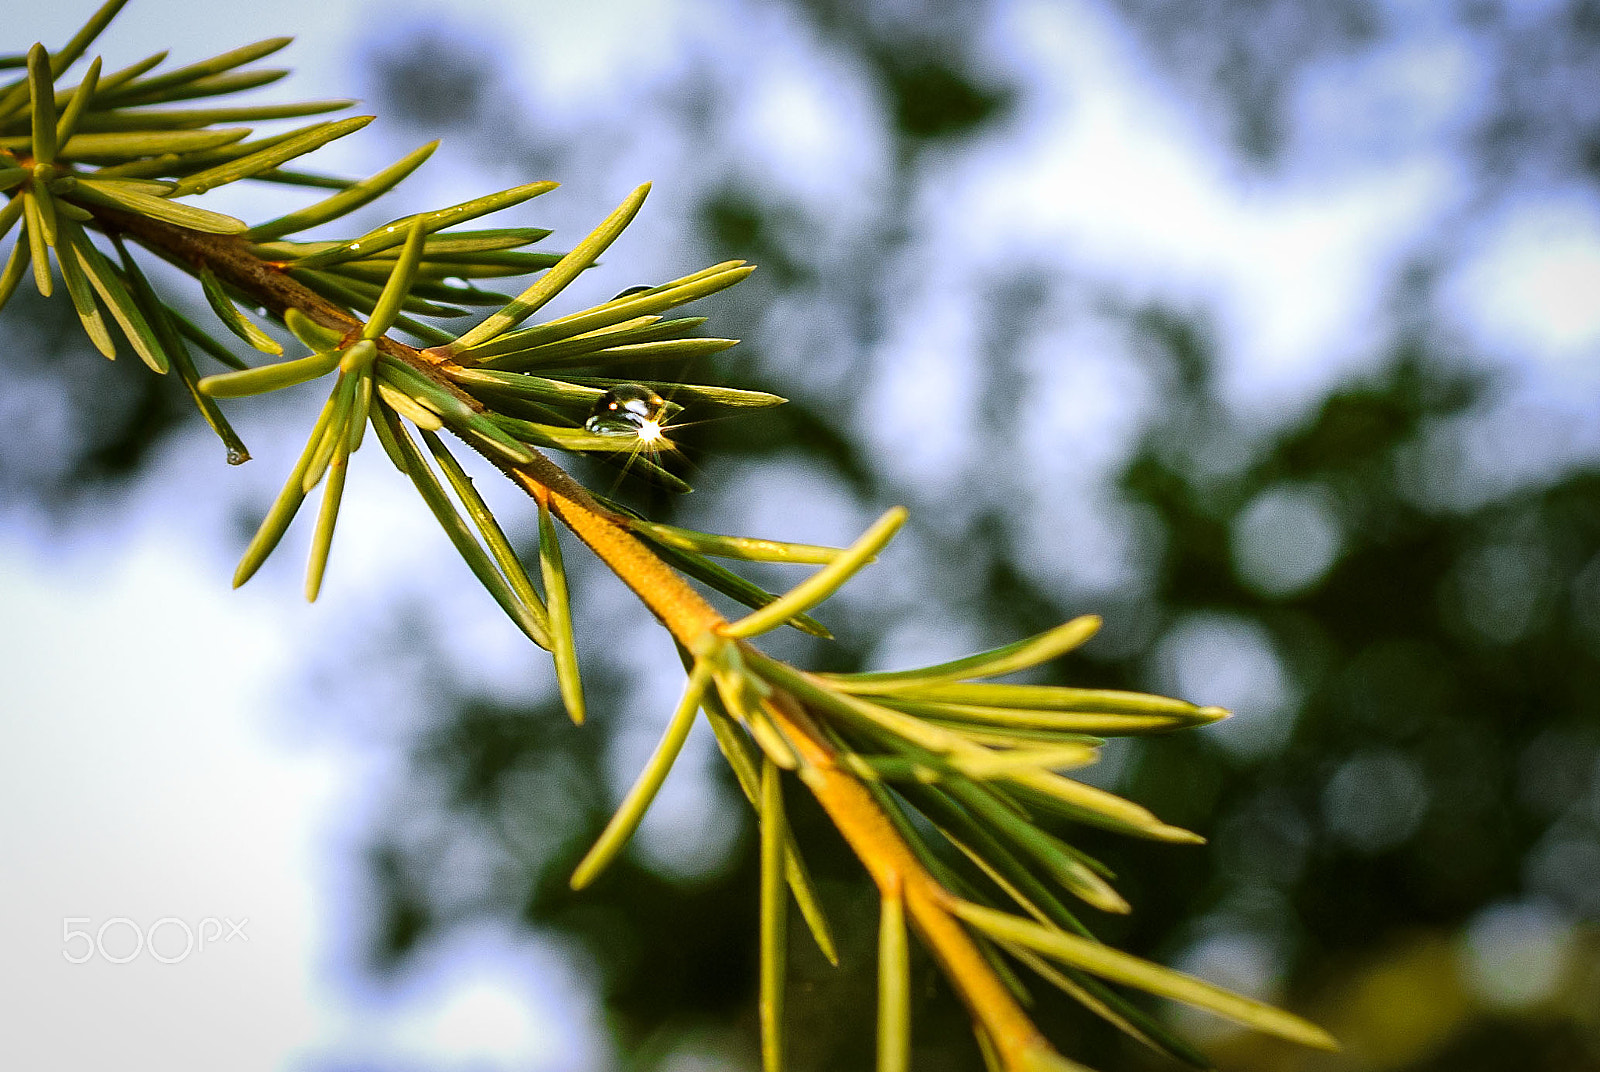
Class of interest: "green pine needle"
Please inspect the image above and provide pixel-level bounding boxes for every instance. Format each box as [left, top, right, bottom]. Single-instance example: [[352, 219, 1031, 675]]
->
[[60, 176, 249, 233], [233, 388, 342, 588], [371, 405, 551, 648], [291, 180, 560, 270], [625, 520, 839, 565], [22, 197, 56, 292], [52, 55, 99, 150], [690, 666, 838, 965], [539, 496, 586, 724], [461, 265, 752, 364], [30, 183, 62, 246], [248, 140, 438, 241], [374, 381, 443, 429], [952, 901, 1339, 1052], [284, 306, 346, 352], [300, 370, 357, 494], [712, 653, 799, 770], [878, 886, 911, 1072], [0, 0, 127, 122], [168, 305, 248, 369], [27, 44, 60, 166], [115, 236, 248, 462], [304, 386, 354, 601], [84, 50, 168, 97], [363, 216, 428, 340], [99, 68, 291, 108], [14, 127, 250, 161], [418, 427, 549, 642], [53, 225, 112, 355], [943, 778, 1130, 915], [759, 757, 789, 1072], [70, 224, 168, 371], [171, 115, 373, 196], [0, 228, 32, 313], [451, 182, 650, 351], [722, 507, 907, 638], [467, 315, 701, 371], [638, 538, 832, 637], [569, 658, 714, 889], [564, 376, 777, 409], [63, 100, 353, 132], [93, 36, 292, 105], [834, 616, 1103, 693], [199, 264, 283, 355], [303, 449, 351, 595]]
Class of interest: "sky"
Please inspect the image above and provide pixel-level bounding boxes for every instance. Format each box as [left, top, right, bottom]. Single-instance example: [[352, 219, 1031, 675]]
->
[[3, 1, 1599, 1070]]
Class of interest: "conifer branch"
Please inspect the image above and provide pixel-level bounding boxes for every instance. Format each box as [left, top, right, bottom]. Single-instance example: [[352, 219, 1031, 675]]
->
[[6, 8, 1339, 1066], [92, 197, 1057, 1062]]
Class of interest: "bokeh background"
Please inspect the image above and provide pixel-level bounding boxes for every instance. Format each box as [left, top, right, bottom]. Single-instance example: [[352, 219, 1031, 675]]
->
[[3, 0, 1600, 1070]]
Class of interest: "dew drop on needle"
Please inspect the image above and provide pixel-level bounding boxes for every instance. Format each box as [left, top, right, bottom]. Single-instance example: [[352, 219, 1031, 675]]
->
[[585, 383, 681, 442]]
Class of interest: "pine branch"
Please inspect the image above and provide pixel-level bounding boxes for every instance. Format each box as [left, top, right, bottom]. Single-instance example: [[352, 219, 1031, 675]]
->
[[4, 7, 1339, 1066], [93, 198, 1058, 1063]]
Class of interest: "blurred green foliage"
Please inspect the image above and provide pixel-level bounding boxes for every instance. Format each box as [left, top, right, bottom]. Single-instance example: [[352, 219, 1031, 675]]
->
[[349, 3, 1600, 1068]]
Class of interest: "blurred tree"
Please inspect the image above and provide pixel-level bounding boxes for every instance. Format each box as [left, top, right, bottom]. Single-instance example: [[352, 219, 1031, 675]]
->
[[340, 2, 1600, 1069]]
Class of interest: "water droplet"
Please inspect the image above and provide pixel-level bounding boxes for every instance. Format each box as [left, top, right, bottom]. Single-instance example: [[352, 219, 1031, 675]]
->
[[584, 383, 681, 438], [226, 447, 250, 465], [611, 285, 652, 302]]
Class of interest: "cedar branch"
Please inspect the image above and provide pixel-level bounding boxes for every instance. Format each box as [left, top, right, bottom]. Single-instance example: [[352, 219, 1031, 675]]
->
[[89, 205, 1057, 1070]]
